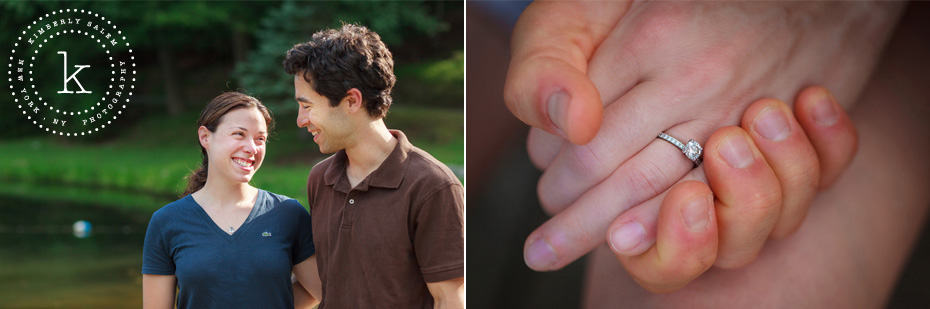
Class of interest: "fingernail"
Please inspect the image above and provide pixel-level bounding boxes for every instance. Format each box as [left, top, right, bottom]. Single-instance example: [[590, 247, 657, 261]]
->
[[812, 90, 839, 127], [547, 91, 570, 134], [525, 236, 558, 270], [681, 194, 711, 232], [753, 106, 790, 141], [718, 133, 754, 169], [609, 221, 645, 254]]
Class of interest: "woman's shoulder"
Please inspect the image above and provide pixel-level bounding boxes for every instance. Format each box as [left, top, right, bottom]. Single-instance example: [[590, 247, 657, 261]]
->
[[261, 190, 306, 213], [150, 195, 196, 221]]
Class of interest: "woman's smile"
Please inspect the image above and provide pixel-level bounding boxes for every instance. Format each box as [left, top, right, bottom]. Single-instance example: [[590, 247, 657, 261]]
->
[[232, 157, 255, 171]]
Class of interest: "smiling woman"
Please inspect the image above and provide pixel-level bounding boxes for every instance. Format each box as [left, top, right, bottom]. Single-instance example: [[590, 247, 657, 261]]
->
[[141, 92, 323, 309], [182, 92, 274, 196]]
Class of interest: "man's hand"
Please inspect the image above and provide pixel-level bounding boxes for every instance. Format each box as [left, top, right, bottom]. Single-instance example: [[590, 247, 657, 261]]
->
[[506, 1, 901, 274]]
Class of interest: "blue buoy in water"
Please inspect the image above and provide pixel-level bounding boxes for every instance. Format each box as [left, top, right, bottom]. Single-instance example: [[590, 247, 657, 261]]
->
[[73, 220, 91, 238]]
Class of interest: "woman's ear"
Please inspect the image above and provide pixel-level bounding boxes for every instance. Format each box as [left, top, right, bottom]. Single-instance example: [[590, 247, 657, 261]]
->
[[198, 126, 211, 149], [342, 88, 364, 114]]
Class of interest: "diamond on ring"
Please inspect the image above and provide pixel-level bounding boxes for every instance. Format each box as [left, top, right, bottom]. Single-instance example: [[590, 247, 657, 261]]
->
[[657, 132, 703, 167]]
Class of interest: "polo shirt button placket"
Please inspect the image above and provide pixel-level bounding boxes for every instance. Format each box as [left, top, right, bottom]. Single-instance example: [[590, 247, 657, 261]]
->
[[342, 194, 359, 228]]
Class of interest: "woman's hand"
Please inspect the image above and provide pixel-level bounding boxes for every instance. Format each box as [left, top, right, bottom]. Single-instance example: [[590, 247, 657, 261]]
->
[[604, 86, 857, 292], [506, 1, 901, 273]]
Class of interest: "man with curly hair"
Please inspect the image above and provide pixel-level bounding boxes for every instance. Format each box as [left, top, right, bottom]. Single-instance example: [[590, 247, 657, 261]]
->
[[283, 24, 464, 308]]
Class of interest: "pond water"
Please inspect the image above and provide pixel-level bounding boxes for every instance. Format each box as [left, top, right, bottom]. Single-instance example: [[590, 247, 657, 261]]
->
[[0, 195, 151, 308]]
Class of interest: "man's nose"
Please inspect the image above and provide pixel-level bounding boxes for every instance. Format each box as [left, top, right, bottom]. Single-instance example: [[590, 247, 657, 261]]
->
[[296, 111, 309, 128]]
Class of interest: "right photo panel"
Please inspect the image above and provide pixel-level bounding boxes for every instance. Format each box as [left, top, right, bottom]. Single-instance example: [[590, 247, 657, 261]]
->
[[466, 2, 930, 308]]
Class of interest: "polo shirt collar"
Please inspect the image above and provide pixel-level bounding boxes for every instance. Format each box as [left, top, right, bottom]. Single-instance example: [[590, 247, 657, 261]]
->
[[322, 130, 411, 193]]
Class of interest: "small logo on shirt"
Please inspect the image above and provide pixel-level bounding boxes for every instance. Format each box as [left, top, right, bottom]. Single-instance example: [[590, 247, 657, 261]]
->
[[261, 231, 272, 237]]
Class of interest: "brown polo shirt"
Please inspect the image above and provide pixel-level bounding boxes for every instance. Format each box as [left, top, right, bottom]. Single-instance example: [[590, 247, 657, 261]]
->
[[307, 130, 464, 308]]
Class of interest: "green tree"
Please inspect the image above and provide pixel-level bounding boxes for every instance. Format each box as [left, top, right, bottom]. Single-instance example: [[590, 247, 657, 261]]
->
[[234, 0, 450, 113]]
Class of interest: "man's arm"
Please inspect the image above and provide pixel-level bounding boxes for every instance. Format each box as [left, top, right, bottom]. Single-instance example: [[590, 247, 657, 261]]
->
[[293, 280, 318, 309], [293, 256, 323, 307], [413, 182, 464, 307], [426, 277, 464, 309]]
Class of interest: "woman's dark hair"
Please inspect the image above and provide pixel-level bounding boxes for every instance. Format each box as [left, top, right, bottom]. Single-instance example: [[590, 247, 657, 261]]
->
[[182, 92, 274, 196], [283, 23, 396, 118]]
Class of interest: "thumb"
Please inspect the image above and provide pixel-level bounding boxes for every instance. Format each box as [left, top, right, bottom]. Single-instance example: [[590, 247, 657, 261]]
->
[[503, 1, 629, 144]]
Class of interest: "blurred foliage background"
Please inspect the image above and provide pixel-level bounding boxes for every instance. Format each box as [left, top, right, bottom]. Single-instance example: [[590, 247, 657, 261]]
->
[[0, 1, 462, 307]]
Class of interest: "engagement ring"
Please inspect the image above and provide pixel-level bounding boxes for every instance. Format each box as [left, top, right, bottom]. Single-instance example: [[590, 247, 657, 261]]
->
[[657, 132, 703, 167]]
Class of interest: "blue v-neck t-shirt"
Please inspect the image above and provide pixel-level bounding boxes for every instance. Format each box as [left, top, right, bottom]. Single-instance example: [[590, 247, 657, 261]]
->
[[142, 190, 315, 309]]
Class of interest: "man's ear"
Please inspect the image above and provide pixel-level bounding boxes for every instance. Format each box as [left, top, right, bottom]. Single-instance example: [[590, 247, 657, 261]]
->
[[342, 88, 364, 114], [198, 126, 211, 150]]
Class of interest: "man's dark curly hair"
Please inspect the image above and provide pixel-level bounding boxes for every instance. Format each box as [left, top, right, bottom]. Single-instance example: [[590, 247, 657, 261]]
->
[[283, 24, 396, 119]]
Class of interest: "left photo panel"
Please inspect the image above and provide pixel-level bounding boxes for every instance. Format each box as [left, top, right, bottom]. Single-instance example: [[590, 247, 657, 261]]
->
[[1, 1, 463, 307]]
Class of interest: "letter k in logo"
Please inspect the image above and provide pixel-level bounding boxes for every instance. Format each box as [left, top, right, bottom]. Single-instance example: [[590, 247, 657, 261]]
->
[[56, 51, 91, 94]]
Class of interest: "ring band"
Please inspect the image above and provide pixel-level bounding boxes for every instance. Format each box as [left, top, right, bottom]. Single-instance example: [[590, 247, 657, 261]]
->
[[657, 132, 703, 167]]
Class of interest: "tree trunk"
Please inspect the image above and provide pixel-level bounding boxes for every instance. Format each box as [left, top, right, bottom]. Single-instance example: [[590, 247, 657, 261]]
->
[[157, 43, 182, 115], [231, 28, 249, 66]]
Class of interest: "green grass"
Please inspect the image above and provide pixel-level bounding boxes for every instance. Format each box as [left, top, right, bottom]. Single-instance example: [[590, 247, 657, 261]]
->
[[0, 105, 462, 212]]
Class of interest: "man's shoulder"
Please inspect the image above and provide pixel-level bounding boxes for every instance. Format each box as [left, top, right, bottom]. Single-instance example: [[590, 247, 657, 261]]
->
[[404, 145, 461, 188], [308, 153, 340, 184]]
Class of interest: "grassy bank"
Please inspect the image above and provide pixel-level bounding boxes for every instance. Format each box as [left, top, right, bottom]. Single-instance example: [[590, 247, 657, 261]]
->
[[0, 105, 463, 212]]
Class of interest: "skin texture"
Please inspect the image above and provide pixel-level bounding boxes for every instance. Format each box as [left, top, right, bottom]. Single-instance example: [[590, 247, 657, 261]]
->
[[583, 5, 930, 305], [426, 278, 466, 309], [142, 275, 176, 309], [200, 108, 267, 185], [294, 256, 323, 308], [611, 87, 858, 292], [294, 75, 357, 155], [508, 1, 903, 281]]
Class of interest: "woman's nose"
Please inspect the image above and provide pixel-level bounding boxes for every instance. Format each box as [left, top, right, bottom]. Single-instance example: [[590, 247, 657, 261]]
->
[[244, 138, 258, 154]]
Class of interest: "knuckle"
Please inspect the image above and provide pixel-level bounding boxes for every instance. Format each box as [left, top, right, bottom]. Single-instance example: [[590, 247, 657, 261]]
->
[[747, 187, 782, 216], [568, 144, 607, 182], [565, 213, 598, 246], [538, 193, 565, 216], [537, 145, 604, 214], [627, 5, 689, 53], [623, 158, 673, 203], [785, 161, 820, 194], [673, 57, 733, 97]]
